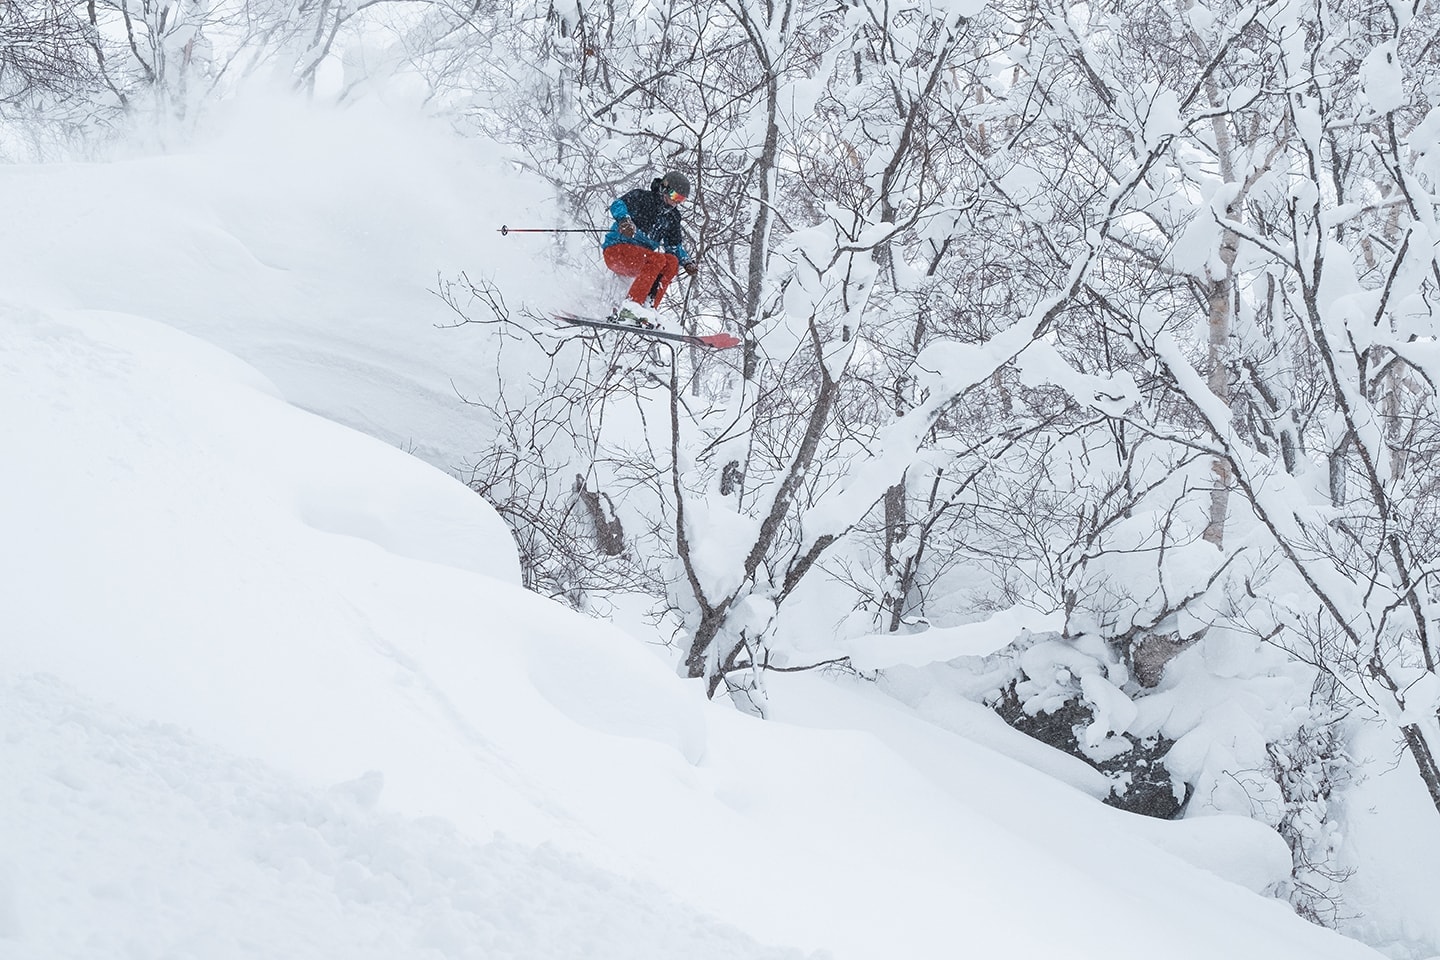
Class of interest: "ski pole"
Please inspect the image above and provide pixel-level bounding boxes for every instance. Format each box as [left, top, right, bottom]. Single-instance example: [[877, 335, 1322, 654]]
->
[[497, 225, 607, 236]]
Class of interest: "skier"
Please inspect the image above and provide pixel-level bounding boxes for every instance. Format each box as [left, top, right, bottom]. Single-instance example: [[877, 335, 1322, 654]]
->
[[603, 170, 698, 326]]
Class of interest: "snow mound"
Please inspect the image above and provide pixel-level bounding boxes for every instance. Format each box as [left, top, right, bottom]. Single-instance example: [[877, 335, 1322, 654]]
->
[[1, 305, 518, 584], [1127, 813, 1294, 894], [0, 674, 801, 960]]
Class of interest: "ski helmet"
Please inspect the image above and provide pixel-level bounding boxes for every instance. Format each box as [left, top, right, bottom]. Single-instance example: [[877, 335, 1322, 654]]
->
[[660, 171, 691, 197]]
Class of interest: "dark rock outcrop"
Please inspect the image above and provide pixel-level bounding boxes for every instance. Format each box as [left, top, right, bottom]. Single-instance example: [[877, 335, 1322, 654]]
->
[[994, 682, 1189, 819]]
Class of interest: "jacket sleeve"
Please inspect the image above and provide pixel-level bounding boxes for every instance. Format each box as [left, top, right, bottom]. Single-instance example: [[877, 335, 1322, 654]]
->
[[610, 198, 630, 221]]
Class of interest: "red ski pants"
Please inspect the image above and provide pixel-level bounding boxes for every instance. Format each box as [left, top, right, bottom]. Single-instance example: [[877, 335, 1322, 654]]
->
[[604, 244, 679, 307]]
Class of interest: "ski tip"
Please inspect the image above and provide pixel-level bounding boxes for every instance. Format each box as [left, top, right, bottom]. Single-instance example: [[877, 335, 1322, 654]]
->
[[698, 333, 743, 349]]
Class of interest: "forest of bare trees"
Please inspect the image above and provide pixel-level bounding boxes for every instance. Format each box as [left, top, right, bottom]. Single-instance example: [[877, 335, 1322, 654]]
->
[[434, 0, 1440, 923], [431, 0, 1440, 826]]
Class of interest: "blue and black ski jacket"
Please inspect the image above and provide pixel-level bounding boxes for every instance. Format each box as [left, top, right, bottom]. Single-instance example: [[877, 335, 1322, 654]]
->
[[603, 182, 692, 264]]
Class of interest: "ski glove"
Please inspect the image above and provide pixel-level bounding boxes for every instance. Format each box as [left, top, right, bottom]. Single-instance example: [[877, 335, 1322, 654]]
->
[[618, 217, 636, 238], [682, 260, 698, 277]]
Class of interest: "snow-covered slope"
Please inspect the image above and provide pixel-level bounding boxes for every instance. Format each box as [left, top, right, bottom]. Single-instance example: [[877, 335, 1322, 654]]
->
[[0, 674, 798, 960], [0, 97, 573, 474], [0, 97, 1411, 959]]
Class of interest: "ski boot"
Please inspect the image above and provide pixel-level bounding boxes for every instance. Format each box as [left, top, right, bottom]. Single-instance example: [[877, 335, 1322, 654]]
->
[[613, 303, 662, 330]]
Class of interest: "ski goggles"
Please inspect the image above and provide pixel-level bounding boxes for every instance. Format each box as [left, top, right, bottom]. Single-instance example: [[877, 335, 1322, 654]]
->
[[665, 188, 687, 204]]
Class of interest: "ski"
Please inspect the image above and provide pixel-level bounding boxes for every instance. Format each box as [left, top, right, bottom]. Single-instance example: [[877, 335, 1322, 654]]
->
[[555, 313, 742, 350]]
